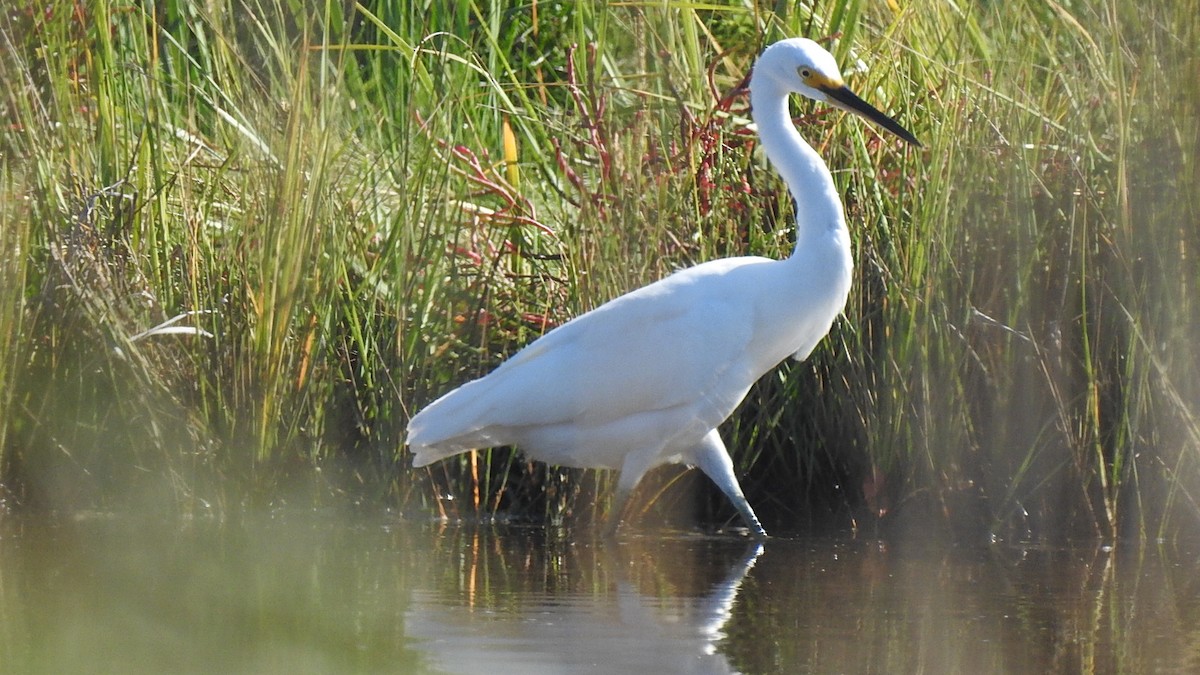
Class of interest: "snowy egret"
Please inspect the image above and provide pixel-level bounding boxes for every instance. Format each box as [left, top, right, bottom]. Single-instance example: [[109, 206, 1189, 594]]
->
[[407, 38, 919, 538]]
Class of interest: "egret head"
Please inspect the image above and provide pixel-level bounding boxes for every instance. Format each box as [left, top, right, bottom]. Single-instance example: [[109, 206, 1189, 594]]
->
[[752, 38, 921, 147]]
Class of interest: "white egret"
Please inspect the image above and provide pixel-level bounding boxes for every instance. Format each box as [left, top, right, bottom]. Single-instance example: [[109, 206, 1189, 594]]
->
[[407, 38, 919, 538]]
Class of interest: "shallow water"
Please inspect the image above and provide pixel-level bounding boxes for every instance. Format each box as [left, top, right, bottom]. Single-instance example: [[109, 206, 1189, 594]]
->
[[1, 513, 1198, 674]]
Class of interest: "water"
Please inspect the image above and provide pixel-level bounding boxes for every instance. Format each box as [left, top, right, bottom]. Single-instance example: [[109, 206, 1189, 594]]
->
[[1, 513, 1198, 674]]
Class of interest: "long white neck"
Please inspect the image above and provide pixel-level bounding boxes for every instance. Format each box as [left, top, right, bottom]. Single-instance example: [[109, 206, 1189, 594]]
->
[[750, 85, 846, 254]]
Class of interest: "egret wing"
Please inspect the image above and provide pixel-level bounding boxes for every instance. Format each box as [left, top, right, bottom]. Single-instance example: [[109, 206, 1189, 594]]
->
[[409, 262, 758, 447]]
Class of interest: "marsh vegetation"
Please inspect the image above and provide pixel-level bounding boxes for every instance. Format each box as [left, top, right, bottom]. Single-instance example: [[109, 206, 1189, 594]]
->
[[1, 1, 1198, 542]]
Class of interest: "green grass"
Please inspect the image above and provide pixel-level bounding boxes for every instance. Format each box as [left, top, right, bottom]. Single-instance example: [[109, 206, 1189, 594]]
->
[[0, 0, 1197, 541]]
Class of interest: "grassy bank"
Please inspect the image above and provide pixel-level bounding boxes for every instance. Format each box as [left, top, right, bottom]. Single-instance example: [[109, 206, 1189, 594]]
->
[[1, 0, 1197, 541]]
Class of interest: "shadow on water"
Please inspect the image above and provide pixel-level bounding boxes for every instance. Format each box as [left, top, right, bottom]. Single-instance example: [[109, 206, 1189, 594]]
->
[[2, 513, 1200, 673]]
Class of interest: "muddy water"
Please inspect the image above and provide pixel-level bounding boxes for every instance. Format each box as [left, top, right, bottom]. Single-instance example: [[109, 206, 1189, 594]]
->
[[1, 514, 1197, 673]]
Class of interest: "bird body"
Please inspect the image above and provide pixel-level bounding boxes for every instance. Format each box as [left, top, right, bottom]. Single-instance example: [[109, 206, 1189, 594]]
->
[[407, 38, 918, 537], [410, 238, 850, 466]]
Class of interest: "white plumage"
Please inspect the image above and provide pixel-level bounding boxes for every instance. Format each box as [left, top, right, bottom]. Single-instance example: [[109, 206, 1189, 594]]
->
[[407, 38, 919, 538]]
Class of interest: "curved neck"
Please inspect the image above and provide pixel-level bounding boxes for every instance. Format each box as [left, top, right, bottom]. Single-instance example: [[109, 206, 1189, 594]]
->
[[750, 86, 846, 251]]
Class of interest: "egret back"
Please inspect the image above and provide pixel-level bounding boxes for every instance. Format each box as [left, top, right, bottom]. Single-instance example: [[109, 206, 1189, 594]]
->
[[406, 257, 785, 465]]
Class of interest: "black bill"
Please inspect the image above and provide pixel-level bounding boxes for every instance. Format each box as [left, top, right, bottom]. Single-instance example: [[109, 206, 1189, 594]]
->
[[823, 84, 921, 147]]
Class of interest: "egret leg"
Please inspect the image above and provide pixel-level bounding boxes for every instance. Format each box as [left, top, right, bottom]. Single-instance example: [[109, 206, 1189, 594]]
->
[[603, 485, 631, 539], [604, 448, 663, 537], [691, 430, 768, 539]]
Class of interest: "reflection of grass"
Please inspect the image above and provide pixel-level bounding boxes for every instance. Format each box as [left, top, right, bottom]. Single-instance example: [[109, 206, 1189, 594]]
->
[[0, 2, 1197, 539]]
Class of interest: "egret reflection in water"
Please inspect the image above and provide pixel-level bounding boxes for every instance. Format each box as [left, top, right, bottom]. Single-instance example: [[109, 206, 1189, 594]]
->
[[405, 536, 763, 674]]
